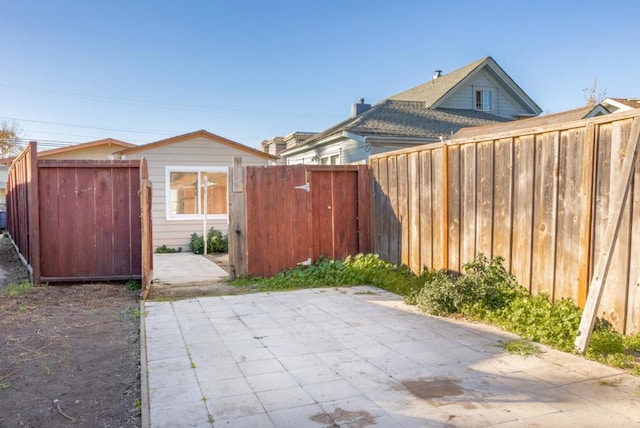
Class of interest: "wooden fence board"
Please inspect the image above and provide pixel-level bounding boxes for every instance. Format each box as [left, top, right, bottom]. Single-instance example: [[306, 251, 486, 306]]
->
[[332, 170, 359, 258], [431, 148, 445, 270], [476, 141, 494, 258], [460, 143, 477, 267], [493, 138, 513, 271], [419, 151, 433, 270], [531, 132, 559, 296], [397, 154, 410, 267], [408, 152, 421, 272], [554, 129, 584, 300], [96, 168, 115, 275], [312, 171, 334, 259], [76, 167, 97, 276], [357, 164, 372, 254], [38, 167, 60, 277], [388, 156, 399, 264], [598, 120, 633, 332], [448, 145, 461, 273]]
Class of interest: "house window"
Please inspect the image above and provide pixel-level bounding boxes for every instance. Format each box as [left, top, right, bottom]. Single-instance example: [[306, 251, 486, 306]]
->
[[166, 167, 228, 220], [321, 154, 340, 165], [475, 90, 491, 111]]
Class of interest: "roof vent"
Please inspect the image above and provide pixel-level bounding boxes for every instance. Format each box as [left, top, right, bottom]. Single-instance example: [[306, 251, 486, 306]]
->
[[433, 69, 442, 79], [351, 98, 371, 118]]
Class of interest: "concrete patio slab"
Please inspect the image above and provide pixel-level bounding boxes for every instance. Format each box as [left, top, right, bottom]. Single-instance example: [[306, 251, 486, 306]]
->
[[153, 253, 229, 285], [142, 286, 640, 427]]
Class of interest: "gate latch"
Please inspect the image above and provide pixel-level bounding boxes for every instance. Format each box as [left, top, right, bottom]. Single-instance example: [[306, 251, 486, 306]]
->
[[294, 183, 310, 192]]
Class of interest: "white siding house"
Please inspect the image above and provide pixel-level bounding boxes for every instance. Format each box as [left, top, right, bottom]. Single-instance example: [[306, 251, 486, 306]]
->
[[116, 130, 277, 251], [279, 57, 542, 165]]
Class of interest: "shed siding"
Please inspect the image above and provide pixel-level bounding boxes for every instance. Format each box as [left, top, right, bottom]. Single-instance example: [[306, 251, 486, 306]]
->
[[124, 137, 271, 250], [439, 70, 523, 119], [40, 145, 123, 160]]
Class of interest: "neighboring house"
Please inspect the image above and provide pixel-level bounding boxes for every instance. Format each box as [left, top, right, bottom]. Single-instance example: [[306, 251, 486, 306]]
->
[[600, 97, 640, 113], [115, 130, 278, 251], [452, 103, 611, 140], [261, 132, 317, 163], [0, 138, 134, 165], [280, 56, 542, 165]]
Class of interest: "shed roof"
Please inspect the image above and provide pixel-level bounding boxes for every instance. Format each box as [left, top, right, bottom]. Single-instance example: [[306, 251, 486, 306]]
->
[[0, 138, 134, 165], [117, 129, 278, 160]]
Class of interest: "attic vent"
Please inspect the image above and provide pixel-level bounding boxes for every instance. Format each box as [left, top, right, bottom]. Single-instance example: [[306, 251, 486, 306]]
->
[[351, 98, 371, 117]]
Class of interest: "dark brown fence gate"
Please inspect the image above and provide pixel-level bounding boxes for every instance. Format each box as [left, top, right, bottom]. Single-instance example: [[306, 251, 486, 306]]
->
[[229, 159, 371, 278], [6, 142, 153, 289]]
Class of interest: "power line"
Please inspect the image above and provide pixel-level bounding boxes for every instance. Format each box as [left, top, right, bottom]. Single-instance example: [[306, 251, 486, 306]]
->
[[0, 82, 341, 119], [0, 116, 177, 136]]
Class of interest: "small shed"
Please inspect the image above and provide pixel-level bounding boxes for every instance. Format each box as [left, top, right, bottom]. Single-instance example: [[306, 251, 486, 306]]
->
[[115, 130, 277, 251]]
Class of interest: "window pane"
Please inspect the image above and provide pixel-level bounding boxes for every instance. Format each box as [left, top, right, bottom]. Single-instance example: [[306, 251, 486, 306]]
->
[[169, 172, 198, 215], [200, 172, 228, 215], [482, 91, 491, 110]]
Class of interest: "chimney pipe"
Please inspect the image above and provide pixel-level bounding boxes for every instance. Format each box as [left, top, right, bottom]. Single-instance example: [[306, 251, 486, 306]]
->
[[433, 69, 442, 79], [351, 98, 371, 117]]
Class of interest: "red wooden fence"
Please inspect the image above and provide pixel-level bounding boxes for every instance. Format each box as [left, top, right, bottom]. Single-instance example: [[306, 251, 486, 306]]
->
[[6, 142, 151, 284]]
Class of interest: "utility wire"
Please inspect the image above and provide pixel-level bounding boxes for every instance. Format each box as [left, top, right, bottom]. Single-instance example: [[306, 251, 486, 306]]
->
[[0, 82, 341, 119]]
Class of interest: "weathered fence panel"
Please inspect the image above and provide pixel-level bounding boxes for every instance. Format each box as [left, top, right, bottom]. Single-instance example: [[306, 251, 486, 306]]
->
[[230, 164, 371, 278], [6, 142, 40, 283], [371, 110, 640, 334], [7, 144, 151, 285]]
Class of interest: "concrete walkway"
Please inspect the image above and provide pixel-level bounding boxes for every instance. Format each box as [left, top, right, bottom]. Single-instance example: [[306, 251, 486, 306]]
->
[[142, 286, 640, 427], [153, 253, 229, 286]]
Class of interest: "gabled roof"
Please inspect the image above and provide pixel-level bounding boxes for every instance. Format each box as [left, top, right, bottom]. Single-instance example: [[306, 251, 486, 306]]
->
[[389, 57, 487, 105], [281, 57, 541, 157], [388, 56, 542, 114], [116, 129, 278, 160], [282, 100, 510, 155], [452, 104, 605, 140], [0, 137, 134, 165]]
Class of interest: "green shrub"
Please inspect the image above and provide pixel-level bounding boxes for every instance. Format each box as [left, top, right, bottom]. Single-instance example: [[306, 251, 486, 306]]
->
[[126, 279, 141, 291], [411, 254, 522, 317], [190, 228, 228, 254]]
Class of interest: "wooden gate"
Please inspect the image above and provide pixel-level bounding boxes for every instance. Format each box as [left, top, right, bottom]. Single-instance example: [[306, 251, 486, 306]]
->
[[229, 160, 371, 278], [6, 142, 154, 288]]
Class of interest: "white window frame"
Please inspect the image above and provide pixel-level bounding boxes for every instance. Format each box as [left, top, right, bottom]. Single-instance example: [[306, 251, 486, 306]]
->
[[320, 151, 341, 165], [475, 89, 492, 111], [165, 166, 229, 221]]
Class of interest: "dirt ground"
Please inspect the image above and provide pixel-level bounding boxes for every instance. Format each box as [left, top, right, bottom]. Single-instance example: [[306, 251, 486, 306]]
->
[[0, 234, 141, 427]]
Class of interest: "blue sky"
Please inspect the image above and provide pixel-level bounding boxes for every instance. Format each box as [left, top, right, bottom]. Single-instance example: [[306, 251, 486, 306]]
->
[[1, 1, 637, 150]]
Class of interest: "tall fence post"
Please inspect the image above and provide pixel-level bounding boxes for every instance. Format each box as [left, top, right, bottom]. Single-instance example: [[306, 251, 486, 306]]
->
[[442, 143, 449, 271], [229, 156, 247, 278]]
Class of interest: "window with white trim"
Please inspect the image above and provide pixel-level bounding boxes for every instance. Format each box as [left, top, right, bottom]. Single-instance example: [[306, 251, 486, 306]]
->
[[166, 167, 228, 220], [475, 90, 491, 111], [321, 154, 340, 165]]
